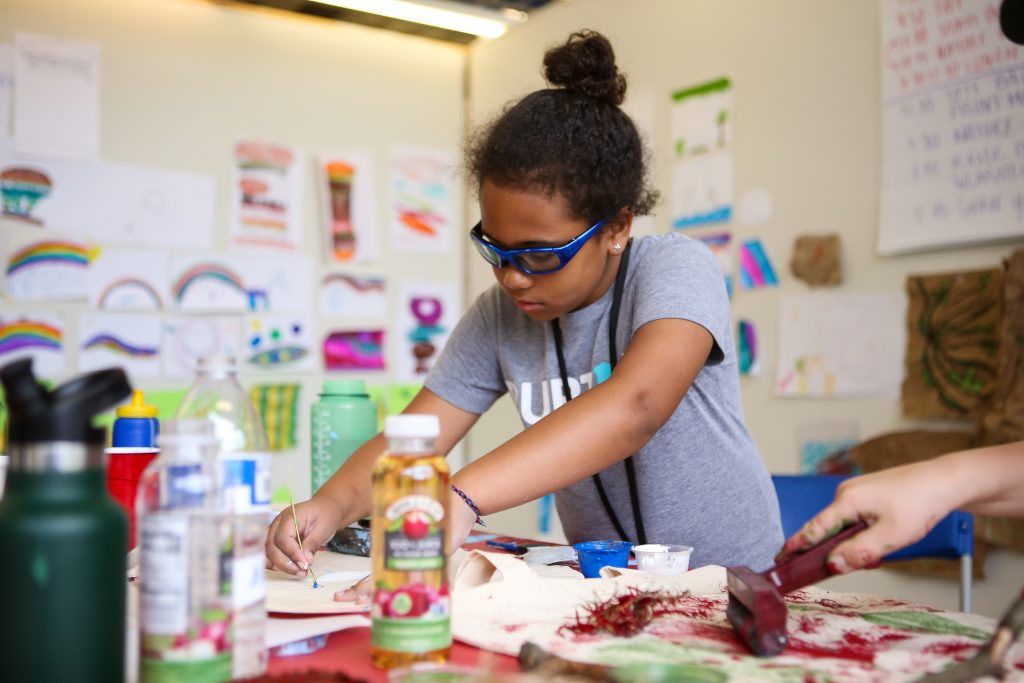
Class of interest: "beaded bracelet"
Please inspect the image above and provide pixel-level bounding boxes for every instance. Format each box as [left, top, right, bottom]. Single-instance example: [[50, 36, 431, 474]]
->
[[450, 484, 486, 527]]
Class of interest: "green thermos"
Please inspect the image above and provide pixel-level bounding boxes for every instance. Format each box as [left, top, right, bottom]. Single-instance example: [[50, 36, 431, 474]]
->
[[0, 358, 132, 683], [310, 380, 378, 493]]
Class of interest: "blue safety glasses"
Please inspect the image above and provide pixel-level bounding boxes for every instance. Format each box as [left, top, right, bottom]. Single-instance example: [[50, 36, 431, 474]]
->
[[469, 215, 612, 275]]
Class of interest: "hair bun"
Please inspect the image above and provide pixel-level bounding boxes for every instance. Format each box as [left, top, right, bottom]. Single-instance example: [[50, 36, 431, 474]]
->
[[543, 30, 626, 106]]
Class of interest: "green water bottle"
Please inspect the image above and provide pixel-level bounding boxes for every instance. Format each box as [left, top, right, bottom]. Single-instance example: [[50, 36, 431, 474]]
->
[[0, 358, 132, 683], [311, 380, 378, 493]]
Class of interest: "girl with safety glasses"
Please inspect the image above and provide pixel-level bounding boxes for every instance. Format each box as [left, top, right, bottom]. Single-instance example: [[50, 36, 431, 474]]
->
[[266, 30, 783, 595]]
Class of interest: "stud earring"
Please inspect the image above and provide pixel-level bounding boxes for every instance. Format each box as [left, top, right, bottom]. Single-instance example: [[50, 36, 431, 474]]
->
[[613, 243, 621, 252]]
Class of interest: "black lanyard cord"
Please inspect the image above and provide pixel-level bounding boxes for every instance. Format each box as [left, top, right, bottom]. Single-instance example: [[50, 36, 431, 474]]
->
[[550, 239, 646, 545]]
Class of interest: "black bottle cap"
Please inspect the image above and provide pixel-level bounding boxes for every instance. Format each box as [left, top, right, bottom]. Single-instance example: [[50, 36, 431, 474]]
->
[[1, 358, 132, 446]]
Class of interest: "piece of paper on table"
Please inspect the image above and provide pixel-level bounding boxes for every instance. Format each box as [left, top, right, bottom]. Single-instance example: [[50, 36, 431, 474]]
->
[[775, 292, 906, 398], [266, 550, 371, 615], [14, 33, 99, 160], [266, 614, 369, 649]]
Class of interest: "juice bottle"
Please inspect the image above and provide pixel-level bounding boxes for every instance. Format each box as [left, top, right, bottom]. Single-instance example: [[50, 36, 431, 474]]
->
[[370, 414, 451, 669]]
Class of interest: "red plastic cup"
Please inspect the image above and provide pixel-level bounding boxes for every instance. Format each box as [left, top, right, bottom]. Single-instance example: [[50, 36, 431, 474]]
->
[[105, 447, 159, 549]]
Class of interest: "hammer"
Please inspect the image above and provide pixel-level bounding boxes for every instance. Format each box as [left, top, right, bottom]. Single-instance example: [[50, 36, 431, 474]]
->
[[727, 521, 869, 656]]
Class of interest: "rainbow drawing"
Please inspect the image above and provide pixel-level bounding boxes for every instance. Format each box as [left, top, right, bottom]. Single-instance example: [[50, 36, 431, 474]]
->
[[172, 263, 246, 303], [321, 273, 386, 292], [0, 320, 63, 355], [97, 277, 164, 310], [6, 241, 91, 277], [82, 334, 158, 357]]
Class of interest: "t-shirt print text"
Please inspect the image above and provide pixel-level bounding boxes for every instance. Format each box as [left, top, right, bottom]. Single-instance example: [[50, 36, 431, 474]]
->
[[507, 361, 612, 425]]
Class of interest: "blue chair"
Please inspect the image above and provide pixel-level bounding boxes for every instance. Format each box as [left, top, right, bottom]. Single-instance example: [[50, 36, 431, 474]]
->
[[772, 474, 974, 612]]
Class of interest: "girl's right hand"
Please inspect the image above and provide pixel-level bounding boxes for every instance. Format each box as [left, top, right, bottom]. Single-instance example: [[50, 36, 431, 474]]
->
[[265, 496, 344, 575]]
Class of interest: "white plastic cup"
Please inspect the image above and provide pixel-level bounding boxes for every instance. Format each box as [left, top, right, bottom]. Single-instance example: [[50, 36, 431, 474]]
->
[[633, 543, 693, 575]]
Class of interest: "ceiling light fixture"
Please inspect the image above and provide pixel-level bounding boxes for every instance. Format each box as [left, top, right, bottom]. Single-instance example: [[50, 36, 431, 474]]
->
[[308, 0, 518, 38]]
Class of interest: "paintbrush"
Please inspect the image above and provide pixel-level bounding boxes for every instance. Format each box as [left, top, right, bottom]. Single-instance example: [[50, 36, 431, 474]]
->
[[289, 497, 320, 589]]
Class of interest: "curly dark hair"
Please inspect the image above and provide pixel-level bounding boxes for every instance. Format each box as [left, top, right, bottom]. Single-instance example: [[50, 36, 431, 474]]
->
[[466, 30, 658, 223]]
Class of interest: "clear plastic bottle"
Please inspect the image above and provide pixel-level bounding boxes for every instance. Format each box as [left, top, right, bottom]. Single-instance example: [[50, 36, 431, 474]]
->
[[137, 420, 232, 683], [371, 414, 451, 669], [176, 356, 270, 680]]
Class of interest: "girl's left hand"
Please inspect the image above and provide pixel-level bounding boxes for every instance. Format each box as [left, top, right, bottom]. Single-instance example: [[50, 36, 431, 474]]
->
[[333, 487, 483, 603]]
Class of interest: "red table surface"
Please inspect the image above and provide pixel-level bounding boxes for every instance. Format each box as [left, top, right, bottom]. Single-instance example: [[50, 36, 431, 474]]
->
[[265, 627, 520, 682], [265, 533, 549, 681]]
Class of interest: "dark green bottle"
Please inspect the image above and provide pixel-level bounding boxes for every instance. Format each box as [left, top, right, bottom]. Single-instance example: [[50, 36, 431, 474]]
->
[[0, 359, 132, 683]]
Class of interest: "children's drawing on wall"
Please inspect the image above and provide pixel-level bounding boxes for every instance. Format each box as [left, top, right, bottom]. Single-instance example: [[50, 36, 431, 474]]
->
[[902, 267, 1003, 419], [389, 146, 454, 253], [244, 312, 315, 372], [250, 383, 300, 451], [318, 151, 378, 264], [114, 162, 216, 250], [4, 237, 92, 301], [775, 292, 906, 399], [796, 421, 861, 475], [394, 280, 458, 382], [693, 231, 733, 297], [88, 247, 169, 311], [735, 187, 773, 227], [162, 316, 241, 379], [670, 77, 733, 229], [790, 234, 842, 287], [14, 32, 100, 161], [737, 238, 778, 290], [0, 140, 215, 248], [0, 166, 51, 223], [0, 44, 16, 146], [171, 257, 249, 312], [231, 141, 304, 252], [0, 312, 65, 378], [323, 330, 385, 371], [320, 272, 387, 318], [737, 319, 760, 377], [171, 254, 313, 313], [79, 312, 161, 378]]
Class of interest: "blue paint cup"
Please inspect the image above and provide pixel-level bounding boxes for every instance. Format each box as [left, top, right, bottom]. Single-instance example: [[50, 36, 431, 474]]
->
[[573, 540, 633, 578]]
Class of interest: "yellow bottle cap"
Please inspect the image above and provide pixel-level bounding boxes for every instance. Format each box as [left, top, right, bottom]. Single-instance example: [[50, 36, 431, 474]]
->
[[116, 390, 158, 418]]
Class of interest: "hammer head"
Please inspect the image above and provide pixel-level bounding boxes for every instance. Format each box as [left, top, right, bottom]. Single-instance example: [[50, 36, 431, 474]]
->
[[726, 565, 789, 656]]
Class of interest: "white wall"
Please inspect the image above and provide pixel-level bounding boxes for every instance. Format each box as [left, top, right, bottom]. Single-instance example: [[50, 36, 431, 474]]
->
[[0, 0, 466, 498], [466, 0, 1024, 618]]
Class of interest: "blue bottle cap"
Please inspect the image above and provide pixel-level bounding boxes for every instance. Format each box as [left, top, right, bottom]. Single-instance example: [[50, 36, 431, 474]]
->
[[112, 417, 159, 448]]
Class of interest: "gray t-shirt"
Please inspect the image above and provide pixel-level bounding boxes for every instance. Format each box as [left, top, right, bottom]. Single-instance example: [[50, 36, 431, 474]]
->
[[426, 233, 782, 570]]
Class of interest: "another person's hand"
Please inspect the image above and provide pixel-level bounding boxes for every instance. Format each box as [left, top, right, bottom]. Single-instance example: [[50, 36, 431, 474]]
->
[[777, 462, 958, 574], [265, 495, 345, 575], [333, 486, 483, 604]]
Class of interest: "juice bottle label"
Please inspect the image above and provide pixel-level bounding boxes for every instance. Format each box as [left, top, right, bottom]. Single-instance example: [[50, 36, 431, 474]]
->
[[372, 494, 450, 653], [383, 495, 445, 571]]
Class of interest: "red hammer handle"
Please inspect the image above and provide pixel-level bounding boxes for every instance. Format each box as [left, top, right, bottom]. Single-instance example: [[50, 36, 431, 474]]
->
[[763, 521, 869, 595]]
